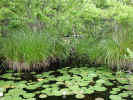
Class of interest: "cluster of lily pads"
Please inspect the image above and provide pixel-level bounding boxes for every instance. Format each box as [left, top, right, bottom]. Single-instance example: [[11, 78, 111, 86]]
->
[[0, 67, 133, 100]]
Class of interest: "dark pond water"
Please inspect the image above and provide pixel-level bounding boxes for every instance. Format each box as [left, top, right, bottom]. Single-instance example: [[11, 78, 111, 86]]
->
[[0, 66, 133, 100]]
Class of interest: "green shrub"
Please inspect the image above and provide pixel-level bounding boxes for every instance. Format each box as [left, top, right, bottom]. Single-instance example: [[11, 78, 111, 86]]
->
[[1, 0, 133, 71], [74, 0, 133, 70]]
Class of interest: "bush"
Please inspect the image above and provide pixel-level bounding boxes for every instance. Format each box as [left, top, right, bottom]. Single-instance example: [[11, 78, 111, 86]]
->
[[0, 30, 71, 71], [74, 0, 133, 70], [1, 0, 133, 71]]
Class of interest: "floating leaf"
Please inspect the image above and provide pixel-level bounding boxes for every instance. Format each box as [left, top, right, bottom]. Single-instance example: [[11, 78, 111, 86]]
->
[[94, 86, 106, 92], [110, 91, 118, 95], [119, 92, 128, 97], [75, 94, 85, 99], [23, 93, 35, 99], [109, 95, 122, 100], [122, 85, 130, 90], [104, 81, 114, 86], [112, 88, 121, 92], [39, 94, 47, 98], [79, 81, 89, 86], [56, 81, 64, 85], [116, 78, 128, 84]]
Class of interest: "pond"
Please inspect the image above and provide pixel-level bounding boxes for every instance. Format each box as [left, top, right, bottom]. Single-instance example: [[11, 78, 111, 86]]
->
[[0, 66, 133, 100]]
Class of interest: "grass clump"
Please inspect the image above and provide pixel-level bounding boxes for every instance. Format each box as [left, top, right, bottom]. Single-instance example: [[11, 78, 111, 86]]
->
[[1, 30, 55, 71]]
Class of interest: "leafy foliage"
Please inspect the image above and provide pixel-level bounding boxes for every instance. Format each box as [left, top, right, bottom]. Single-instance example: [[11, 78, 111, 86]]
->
[[0, 66, 133, 99], [0, 0, 133, 70]]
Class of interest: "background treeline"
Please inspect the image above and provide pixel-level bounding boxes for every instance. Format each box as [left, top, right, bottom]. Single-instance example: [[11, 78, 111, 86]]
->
[[0, 0, 133, 71]]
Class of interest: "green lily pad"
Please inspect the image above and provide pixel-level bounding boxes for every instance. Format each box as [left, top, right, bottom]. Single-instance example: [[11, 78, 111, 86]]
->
[[60, 88, 71, 95], [122, 85, 130, 90], [35, 74, 44, 78], [23, 93, 35, 99], [56, 81, 64, 85], [75, 94, 85, 99], [0, 81, 14, 88], [96, 79, 105, 84], [51, 90, 62, 96], [41, 88, 52, 95], [56, 77, 65, 81], [109, 95, 122, 100], [26, 84, 40, 90], [123, 90, 133, 95], [41, 79, 49, 83], [104, 81, 114, 86], [68, 85, 80, 91], [112, 88, 121, 92], [1, 96, 23, 100], [88, 73, 97, 78], [72, 89, 82, 94], [6, 88, 25, 96], [80, 87, 94, 94], [50, 87, 59, 92], [116, 78, 128, 84], [94, 86, 106, 92], [86, 88, 94, 94], [110, 91, 118, 95], [72, 75, 81, 80], [119, 92, 129, 97], [79, 81, 89, 86], [39, 94, 47, 98], [1, 73, 13, 79], [82, 77, 93, 82]]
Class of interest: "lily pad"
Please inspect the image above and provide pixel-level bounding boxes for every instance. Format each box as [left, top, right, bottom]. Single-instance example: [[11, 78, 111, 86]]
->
[[119, 92, 128, 97], [104, 81, 114, 86], [26, 85, 40, 90], [78, 81, 89, 86], [116, 78, 128, 84], [39, 94, 47, 98], [86, 88, 94, 94], [94, 86, 106, 92], [110, 91, 118, 95], [56, 81, 64, 85], [122, 85, 130, 90], [75, 94, 85, 99], [112, 88, 121, 92], [109, 95, 122, 100], [23, 93, 35, 99], [88, 73, 97, 78]]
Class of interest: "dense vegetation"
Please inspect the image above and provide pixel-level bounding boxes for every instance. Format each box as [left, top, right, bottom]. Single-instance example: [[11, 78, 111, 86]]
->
[[0, 1, 133, 100], [0, 67, 133, 100], [0, 0, 133, 71]]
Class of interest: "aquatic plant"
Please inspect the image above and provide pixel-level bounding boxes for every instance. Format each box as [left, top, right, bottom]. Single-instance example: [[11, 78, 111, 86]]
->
[[1, 29, 72, 71], [39, 94, 47, 99], [75, 94, 85, 99], [1, 31, 52, 71], [0, 0, 133, 72], [0, 66, 133, 100], [109, 95, 122, 100]]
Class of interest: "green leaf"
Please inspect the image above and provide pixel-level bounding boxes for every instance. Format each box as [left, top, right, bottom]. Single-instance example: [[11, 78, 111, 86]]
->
[[109, 95, 122, 100]]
